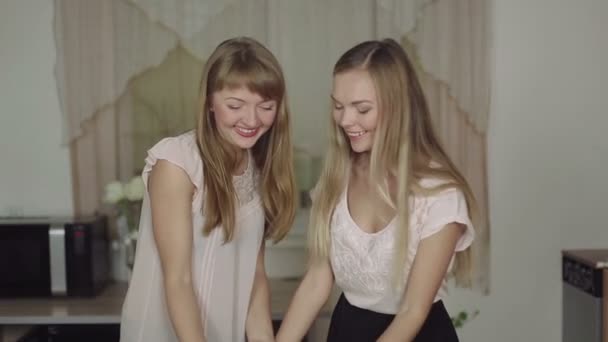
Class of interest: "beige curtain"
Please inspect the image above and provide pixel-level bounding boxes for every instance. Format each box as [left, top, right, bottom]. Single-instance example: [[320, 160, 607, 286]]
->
[[379, 0, 491, 293], [54, 0, 490, 292], [54, 0, 268, 215]]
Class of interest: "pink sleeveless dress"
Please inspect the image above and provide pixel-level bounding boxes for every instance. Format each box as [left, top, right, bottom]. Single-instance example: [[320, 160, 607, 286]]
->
[[120, 131, 264, 341]]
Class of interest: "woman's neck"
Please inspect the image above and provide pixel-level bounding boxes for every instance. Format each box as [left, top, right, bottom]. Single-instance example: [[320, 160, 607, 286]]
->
[[233, 149, 249, 176], [352, 152, 371, 176]]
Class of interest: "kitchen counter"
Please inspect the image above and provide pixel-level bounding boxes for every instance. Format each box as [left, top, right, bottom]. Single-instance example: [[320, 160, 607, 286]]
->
[[0, 278, 334, 325]]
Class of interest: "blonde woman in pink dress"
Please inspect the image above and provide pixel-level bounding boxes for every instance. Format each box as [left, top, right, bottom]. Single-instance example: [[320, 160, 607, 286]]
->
[[120, 37, 296, 342]]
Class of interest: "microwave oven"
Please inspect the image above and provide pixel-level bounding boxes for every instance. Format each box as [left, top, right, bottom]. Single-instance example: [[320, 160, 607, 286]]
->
[[0, 215, 110, 297]]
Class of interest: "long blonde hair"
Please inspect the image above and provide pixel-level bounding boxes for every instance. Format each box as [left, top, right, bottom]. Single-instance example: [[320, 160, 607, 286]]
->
[[309, 39, 477, 286], [196, 37, 296, 243]]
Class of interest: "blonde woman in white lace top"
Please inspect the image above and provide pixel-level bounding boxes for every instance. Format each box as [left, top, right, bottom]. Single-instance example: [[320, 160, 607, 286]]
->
[[120, 37, 296, 342], [277, 39, 476, 342]]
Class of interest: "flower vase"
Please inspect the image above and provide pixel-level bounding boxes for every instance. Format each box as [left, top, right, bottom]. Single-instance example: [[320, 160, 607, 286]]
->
[[125, 235, 137, 272], [104, 176, 144, 282], [111, 214, 131, 281], [123, 200, 141, 274]]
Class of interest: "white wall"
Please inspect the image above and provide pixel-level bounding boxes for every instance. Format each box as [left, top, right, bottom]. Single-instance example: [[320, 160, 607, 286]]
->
[[0, 0, 73, 216], [445, 1, 608, 341]]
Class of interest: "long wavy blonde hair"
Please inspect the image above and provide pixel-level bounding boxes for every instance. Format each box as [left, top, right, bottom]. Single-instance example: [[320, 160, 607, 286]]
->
[[196, 37, 296, 243], [309, 39, 477, 286]]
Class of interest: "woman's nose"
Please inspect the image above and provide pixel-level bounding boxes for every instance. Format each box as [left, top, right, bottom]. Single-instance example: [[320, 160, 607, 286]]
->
[[242, 106, 259, 127], [338, 108, 356, 127]]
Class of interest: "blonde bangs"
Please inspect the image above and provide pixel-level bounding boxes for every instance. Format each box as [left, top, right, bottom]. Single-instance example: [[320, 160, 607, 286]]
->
[[211, 56, 284, 102]]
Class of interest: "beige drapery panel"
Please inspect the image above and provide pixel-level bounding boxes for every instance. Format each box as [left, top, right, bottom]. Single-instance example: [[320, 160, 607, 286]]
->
[[54, 0, 269, 215], [379, 0, 491, 293]]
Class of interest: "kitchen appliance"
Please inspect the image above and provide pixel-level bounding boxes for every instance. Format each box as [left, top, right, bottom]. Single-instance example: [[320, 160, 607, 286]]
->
[[0, 215, 110, 297], [562, 249, 608, 342]]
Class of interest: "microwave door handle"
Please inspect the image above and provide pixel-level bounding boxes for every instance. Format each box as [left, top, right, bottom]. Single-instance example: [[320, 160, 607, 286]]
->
[[49, 226, 67, 295]]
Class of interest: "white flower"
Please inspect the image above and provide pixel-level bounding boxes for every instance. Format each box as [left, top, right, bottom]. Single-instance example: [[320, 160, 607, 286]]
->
[[128, 229, 139, 241], [104, 181, 125, 204], [124, 176, 145, 201]]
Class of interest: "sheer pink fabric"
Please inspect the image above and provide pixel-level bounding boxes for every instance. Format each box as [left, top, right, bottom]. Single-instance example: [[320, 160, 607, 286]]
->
[[120, 132, 264, 341]]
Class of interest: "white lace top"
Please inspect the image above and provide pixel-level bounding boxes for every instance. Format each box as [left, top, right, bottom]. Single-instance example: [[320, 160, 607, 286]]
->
[[329, 179, 475, 314], [121, 131, 264, 341]]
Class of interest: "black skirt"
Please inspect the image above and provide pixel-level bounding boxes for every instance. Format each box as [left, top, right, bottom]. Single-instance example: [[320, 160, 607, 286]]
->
[[327, 294, 459, 342]]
